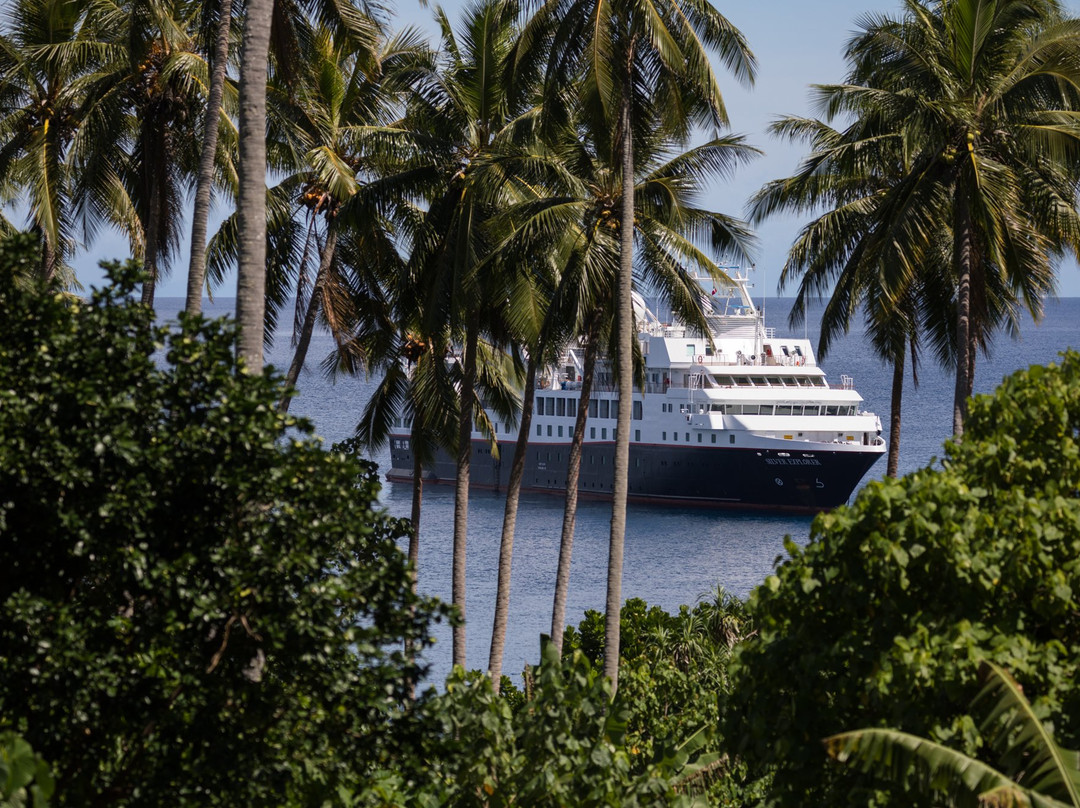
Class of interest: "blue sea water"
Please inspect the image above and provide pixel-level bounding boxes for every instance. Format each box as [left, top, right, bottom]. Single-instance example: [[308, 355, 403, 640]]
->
[[157, 296, 1080, 685]]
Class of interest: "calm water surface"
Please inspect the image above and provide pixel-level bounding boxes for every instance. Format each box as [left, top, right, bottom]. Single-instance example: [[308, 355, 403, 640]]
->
[[159, 296, 1080, 685]]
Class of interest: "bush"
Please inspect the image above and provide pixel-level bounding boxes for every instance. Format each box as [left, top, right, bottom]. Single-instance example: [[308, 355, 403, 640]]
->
[[724, 352, 1080, 807], [0, 243, 445, 806], [404, 642, 695, 807]]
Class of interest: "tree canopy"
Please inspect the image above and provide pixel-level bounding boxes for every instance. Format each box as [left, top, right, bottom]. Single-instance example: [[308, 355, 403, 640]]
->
[[0, 234, 445, 805], [725, 347, 1080, 807]]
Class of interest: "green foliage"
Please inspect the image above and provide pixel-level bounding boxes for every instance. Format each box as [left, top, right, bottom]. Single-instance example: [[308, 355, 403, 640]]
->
[[0, 233, 39, 292], [400, 641, 695, 807], [560, 592, 759, 804], [825, 662, 1080, 808], [565, 592, 750, 766], [725, 352, 1080, 807], [0, 732, 54, 808], [0, 240, 445, 806]]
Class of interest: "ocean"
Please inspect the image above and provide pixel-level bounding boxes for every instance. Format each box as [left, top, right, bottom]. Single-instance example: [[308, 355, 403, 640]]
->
[[158, 295, 1080, 686]]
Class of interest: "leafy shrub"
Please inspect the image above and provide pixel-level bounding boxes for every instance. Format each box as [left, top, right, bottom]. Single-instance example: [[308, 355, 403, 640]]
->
[[564, 591, 752, 768], [0, 242, 445, 806], [0, 732, 54, 807], [404, 642, 695, 807], [724, 352, 1080, 807]]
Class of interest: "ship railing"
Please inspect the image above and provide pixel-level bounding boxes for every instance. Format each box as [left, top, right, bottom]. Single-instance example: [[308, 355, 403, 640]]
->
[[691, 352, 811, 368]]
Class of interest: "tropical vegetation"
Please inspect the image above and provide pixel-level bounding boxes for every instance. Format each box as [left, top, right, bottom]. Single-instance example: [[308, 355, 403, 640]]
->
[[757, 0, 1080, 441], [725, 348, 1080, 807], [4, 0, 1080, 804]]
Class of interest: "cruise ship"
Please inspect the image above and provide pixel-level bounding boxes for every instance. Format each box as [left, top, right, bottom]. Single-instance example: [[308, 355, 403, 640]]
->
[[387, 271, 886, 511]]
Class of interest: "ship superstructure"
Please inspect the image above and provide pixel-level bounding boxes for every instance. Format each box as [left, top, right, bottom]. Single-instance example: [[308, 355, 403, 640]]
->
[[388, 271, 885, 511]]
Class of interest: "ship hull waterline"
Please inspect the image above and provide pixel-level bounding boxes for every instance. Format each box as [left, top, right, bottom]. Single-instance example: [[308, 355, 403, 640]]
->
[[387, 438, 884, 513]]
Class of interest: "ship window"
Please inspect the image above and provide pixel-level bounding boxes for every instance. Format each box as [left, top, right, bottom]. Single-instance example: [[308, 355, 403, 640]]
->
[[557, 398, 566, 417], [569, 399, 577, 417], [759, 405, 774, 415], [674, 432, 678, 441], [633, 401, 642, 420], [812, 377, 827, 387], [590, 400, 598, 418], [776, 405, 793, 416], [590, 427, 596, 439], [685, 433, 690, 442], [733, 376, 751, 386], [686, 343, 696, 357], [825, 405, 838, 415], [711, 434, 717, 444], [782, 378, 796, 387], [547, 425, 552, 436], [697, 433, 702, 443], [536, 425, 541, 436], [635, 429, 640, 441], [710, 404, 724, 413], [743, 405, 758, 415], [662, 431, 667, 440], [717, 376, 735, 386], [600, 400, 610, 419], [602, 428, 607, 439], [804, 405, 820, 416], [545, 398, 555, 415], [558, 425, 564, 437], [536, 398, 543, 414], [766, 376, 782, 386], [791, 406, 804, 416], [729, 434, 735, 444]]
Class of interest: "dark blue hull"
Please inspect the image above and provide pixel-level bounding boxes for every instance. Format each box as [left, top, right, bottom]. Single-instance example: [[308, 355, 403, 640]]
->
[[388, 437, 883, 512]]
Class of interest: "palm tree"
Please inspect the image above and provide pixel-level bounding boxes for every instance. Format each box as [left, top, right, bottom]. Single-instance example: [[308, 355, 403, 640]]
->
[[522, 0, 755, 689], [183, 0, 381, 315], [380, 0, 540, 670], [494, 119, 757, 656], [0, 0, 97, 287], [750, 115, 955, 478], [184, 0, 235, 315], [206, 26, 427, 410], [818, 0, 1080, 436], [72, 0, 209, 309], [826, 661, 1080, 808]]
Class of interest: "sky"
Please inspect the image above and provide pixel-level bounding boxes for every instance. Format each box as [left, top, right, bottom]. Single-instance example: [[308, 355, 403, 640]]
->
[[70, 0, 1080, 298]]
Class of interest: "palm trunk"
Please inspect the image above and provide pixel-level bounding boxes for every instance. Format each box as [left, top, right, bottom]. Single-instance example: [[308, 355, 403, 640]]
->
[[140, 182, 161, 309], [886, 352, 903, 478], [185, 0, 233, 316], [488, 352, 539, 691], [39, 239, 57, 286], [604, 85, 635, 694], [452, 320, 479, 669], [953, 198, 973, 437], [278, 229, 337, 413], [551, 330, 597, 656], [235, 0, 274, 372], [405, 417, 424, 701]]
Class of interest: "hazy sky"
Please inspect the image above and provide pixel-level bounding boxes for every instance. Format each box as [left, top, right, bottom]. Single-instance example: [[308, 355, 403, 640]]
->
[[72, 0, 1080, 297]]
